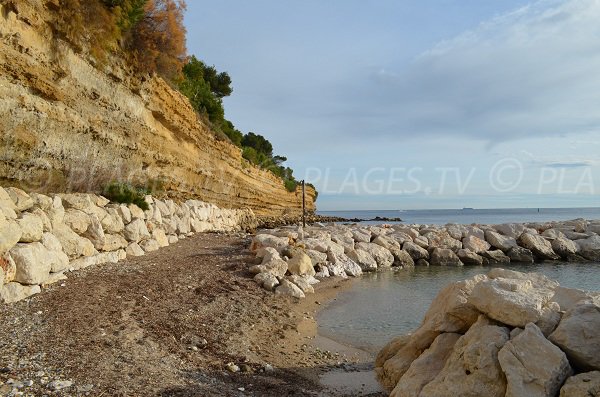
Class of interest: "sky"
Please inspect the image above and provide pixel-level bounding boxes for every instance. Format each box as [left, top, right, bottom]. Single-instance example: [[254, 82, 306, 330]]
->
[[184, 0, 600, 210]]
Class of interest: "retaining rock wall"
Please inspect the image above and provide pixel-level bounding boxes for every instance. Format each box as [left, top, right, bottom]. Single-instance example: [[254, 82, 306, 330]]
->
[[0, 186, 256, 303]]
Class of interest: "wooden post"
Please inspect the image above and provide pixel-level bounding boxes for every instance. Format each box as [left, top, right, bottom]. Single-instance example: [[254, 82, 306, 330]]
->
[[302, 180, 306, 228]]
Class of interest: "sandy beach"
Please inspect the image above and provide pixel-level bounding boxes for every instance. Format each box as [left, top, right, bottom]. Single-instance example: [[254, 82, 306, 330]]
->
[[0, 232, 382, 396]]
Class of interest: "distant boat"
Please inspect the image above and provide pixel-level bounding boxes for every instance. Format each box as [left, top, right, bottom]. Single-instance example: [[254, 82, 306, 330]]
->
[[462, 207, 474, 210]]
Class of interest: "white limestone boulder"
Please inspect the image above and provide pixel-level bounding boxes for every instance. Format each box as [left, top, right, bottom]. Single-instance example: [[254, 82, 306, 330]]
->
[[402, 241, 429, 261], [356, 242, 394, 268], [430, 248, 463, 266], [498, 323, 572, 397], [389, 333, 461, 397], [468, 276, 556, 327], [16, 213, 43, 243], [419, 316, 509, 397], [485, 230, 518, 251], [549, 304, 600, 371], [10, 242, 51, 285], [347, 248, 378, 272], [462, 235, 490, 254], [275, 279, 305, 298], [0, 282, 41, 303], [518, 233, 559, 260], [559, 371, 600, 397], [123, 219, 151, 242], [5, 187, 34, 211]]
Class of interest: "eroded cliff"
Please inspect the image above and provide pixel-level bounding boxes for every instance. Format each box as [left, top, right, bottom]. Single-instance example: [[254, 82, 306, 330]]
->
[[0, 0, 315, 216]]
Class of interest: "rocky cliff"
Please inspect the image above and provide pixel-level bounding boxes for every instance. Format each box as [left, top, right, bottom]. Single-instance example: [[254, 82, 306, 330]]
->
[[0, 0, 315, 216]]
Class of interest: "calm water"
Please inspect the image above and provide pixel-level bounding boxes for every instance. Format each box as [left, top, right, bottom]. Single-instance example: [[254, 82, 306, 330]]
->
[[317, 263, 600, 354], [318, 208, 600, 225]]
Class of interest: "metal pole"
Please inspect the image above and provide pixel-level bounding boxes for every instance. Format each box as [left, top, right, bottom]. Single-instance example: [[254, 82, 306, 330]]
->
[[302, 180, 306, 228]]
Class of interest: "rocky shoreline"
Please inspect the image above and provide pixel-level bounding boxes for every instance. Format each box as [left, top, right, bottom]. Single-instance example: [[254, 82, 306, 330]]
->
[[246, 219, 600, 298], [375, 268, 600, 396]]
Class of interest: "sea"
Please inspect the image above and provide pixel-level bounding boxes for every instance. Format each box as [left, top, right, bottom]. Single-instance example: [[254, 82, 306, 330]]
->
[[317, 207, 600, 225], [315, 207, 600, 354]]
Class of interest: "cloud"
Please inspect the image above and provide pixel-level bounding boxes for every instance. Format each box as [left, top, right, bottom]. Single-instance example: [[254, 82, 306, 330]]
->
[[343, 0, 600, 143]]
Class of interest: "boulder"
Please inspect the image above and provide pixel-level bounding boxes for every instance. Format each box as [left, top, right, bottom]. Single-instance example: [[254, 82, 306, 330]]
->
[[53, 224, 96, 258], [47, 196, 65, 227], [0, 187, 17, 211], [376, 334, 412, 368], [249, 257, 288, 278], [487, 268, 559, 290], [423, 231, 461, 250], [356, 242, 394, 267], [462, 235, 491, 254], [480, 249, 510, 264], [457, 249, 484, 266], [394, 250, 415, 268], [551, 286, 600, 311], [103, 234, 128, 251], [551, 237, 578, 258], [506, 246, 534, 263], [446, 224, 464, 240], [288, 252, 315, 276], [498, 323, 572, 397], [63, 209, 91, 234], [430, 248, 463, 266], [117, 204, 132, 223], [468, 277, 555, 327], [542, 228, 565, 240], [275, 279, 305, 299], [559, 371, 600, 397], [250, 234, 289, 253], [10, 243, 51, 285], [326, 262, 348, 278], [463, 226, 485, 240], [254, 272, 279, 291], [327, 250, 362, 277], [494, 223, 526, 239], [352, 229, 371, 243], [126, 242, 145, 257], [1, 253, 16, 283], [414, 235, 430, 249], [31, 208, 52, 232], [373, 235, 403, 260], [347, 248, 378, 272], [485, 230, 518, 251], [83, 215, 105, 250], [287, 275, 314, 294], [576, 236, 600, 261], [123, 219, 151, 242], [518, 233, 559, 260], [549, 304, 600, 371], [403, 241, 429, 261], [305, 249, 327, 267], [0, 220, 22, 254], [140, 239, 160, 252], [128, 204, 145, 220], [389, 333, 461, 397], [101, 209, 125, 234], [5, 187, 34, 211], [0, 282, 41, 303], [16, 213, 43, 242], [152, 229, 169, 247], [419, 316, 509, 397]]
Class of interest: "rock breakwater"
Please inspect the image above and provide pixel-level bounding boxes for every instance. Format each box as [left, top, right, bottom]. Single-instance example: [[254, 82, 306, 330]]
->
[[375, 268, 600, 396], [0, 186, 256, 303], [247, 219, 600, 298]]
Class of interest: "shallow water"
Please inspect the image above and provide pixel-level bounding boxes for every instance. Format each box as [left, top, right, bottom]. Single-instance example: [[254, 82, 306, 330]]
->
[[317, 262, 600, 353]]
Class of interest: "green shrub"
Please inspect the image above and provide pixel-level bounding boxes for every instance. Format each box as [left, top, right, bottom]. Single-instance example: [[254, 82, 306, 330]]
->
[[284, 179, 297, 192], [103, 182, 149, 210]]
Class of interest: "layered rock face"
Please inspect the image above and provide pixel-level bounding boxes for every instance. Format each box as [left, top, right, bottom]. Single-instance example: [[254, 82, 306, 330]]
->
[[0, 1, 314, 216], [0, 186, 256, 303], [376, 268, 600, 397]]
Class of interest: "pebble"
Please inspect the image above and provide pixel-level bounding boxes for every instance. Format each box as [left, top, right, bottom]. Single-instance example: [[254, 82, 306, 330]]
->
[[226, 363, 240, 373], [48, 380, 73, 390], [263, 364, 274, 372]]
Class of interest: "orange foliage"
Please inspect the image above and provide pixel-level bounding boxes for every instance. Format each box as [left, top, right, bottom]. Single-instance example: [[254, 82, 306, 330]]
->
[[126, 0, 187, 81]]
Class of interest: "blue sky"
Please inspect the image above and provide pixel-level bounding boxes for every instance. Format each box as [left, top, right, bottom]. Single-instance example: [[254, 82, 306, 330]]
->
[[184, 0, 600, 210]]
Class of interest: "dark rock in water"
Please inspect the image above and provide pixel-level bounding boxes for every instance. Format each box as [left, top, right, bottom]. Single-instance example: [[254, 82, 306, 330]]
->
[[370, 216, 403, 222]]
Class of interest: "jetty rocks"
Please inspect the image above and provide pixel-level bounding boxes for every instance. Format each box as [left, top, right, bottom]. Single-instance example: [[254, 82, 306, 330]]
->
[[0, 186, 256, 304], [249, 219, 600, 297], [375, 268, 600, 397]]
